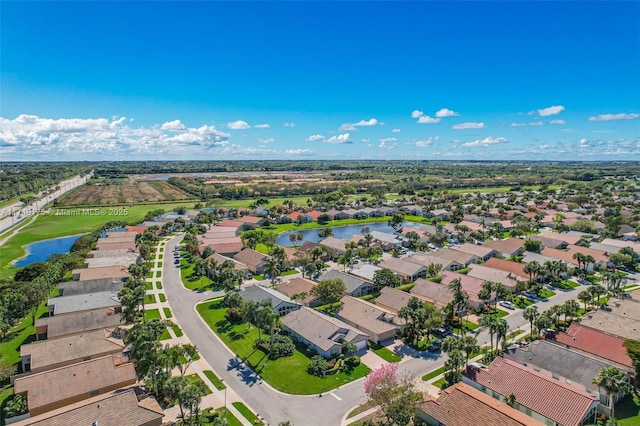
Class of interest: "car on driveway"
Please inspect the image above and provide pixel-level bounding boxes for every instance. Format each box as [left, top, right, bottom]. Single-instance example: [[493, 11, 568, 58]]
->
[[428, 339, 442, 351], [499, 300, 515, 310]]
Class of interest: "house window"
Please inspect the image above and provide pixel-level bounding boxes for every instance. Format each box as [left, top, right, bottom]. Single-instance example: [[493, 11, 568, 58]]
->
[[90, 390, 99, 397]]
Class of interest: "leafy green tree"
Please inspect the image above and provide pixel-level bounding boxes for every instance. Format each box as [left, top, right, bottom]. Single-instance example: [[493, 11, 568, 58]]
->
[[311, 278, 346, 306], [388, 213, 405, 232], [318, 227, 334, 238], [373, 268, 401, 290], [307, 355, 328, 376]]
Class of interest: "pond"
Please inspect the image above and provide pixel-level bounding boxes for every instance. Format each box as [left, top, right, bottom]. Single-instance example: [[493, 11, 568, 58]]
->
[[275, 221, 421, 247], [13, 235, 83, 268]]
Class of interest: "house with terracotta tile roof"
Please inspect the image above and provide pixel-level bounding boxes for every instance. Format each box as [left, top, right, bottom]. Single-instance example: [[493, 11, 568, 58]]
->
[[236, 215, 268, 228], [504, 339, 634, 408], [416, 381, 544, 426], [463, 357, 598, 426], [319, 236, 346, 258], [545, 323, 634, 370], [11, 387, 163, 426], [13, 355, 137, 417], [467, 264, 520, 292]]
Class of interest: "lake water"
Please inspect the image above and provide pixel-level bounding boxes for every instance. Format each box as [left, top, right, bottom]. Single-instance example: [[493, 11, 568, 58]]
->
[[14, 235, 82, 268], [276, 221, 420, 247]]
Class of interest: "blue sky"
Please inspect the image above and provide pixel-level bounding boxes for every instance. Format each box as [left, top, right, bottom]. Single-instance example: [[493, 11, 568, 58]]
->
[[1, 1, 638, 161]]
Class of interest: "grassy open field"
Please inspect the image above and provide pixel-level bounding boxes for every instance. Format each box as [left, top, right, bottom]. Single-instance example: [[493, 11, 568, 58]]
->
[[57, 180, 193, 206], [0, 202, 195, 280]]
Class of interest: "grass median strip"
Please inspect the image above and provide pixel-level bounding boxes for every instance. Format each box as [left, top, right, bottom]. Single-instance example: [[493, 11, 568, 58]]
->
[[203, 370, 226, 391], [232, 402, 258, 424]]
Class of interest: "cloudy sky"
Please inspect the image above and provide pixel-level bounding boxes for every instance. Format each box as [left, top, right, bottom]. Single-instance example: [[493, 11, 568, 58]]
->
[[1, 1, 638, 161]]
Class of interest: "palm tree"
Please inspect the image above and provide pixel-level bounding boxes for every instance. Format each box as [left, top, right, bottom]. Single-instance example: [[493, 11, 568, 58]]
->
[[523, 306, 539, 339], [480, 315, 500, 359], [264, 257, 281, 287], [495, 318, 509, 352], [592, 366, 630, 423], [523, 260, 541, 284], [578, 289, 591, 312], [427, 262, 443, 279], [533, 312, 552, 336], [563, 299, 580, 324], [459, 335, 480, 367], [590, 284, 607, 306]]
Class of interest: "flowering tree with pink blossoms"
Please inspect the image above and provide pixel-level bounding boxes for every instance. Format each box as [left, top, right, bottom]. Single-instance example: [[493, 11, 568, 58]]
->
[[364, 363, 422, 425]]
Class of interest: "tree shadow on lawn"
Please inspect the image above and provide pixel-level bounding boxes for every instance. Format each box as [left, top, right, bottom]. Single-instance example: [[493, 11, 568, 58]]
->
[[391, 341, 441, 360]]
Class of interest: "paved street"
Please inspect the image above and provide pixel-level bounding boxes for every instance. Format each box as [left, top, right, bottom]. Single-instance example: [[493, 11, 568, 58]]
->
[[162, 234, 603, 425], [0, 173, 92, 235]]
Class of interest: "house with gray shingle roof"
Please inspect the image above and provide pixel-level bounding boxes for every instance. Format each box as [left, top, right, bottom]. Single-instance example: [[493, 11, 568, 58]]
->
[[240, 285, 300, 316], [281, 307, 368, 358], [47, 292, 121, 317], [319, 269, 375, 297]]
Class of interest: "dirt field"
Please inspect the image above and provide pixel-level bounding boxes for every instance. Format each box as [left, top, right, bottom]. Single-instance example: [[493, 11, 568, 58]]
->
[[57, 180, 193, 206]]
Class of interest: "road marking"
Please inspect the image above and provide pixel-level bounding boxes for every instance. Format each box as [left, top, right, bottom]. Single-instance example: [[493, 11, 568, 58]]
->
[[330, 392, 342, 401]]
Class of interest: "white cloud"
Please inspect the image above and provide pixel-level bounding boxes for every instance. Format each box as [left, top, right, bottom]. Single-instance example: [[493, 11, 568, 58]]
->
[[283, 122, 296, 127], [285, 149, 312, 155], [0, 114, 230, 159], [461, 136, 508, 147], [161, 119, 186, 131], [258, 138, 274, 144], [510, 123, 527, 127], [529, 121, 545, 126], [379, 138, 397, 149], [306, 134, 325, 142], [254, 123, 270, 128], [391, 128, 400, 133], [325, 133, 352, 144], [452, 122, 485, 130], [536, 105, 565, 117], [361, 138, 370, 143], [415, 136, 438, 147], [411, 110, 424, 118], [588, 113, 639, 122], [227, 120, 250, 130], [339, 118, 380, 131], [435, 108, 459, 118], [417, 115, 440, 124], [550, 119, 567, 125]]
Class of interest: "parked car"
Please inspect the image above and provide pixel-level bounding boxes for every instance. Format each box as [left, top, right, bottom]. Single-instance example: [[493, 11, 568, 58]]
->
[[428, 339, 442, 351], [499, 300, 515, 310]]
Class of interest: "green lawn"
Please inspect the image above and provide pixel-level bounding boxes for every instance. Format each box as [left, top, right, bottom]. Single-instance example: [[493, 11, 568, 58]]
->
[[158, 254, 163, 259], [422, 366, 446, 382], [156, 281, 163, 289], [280, 269, 299, 277], [155, 271, 162, 278], [231, 402, 258, 424], [145, 281, 154, 290], [180, 259, 214, 291], [203, 370, 226, 391], [163, 307, 173, 318], [538, 288, 556, 299], [433, 377, 447, 389], [158, 293, 167, 303], [185, 374, 213, 395], [0, 202, 194, 279], [196, 299, 370, 394], [369, 341, 401, 363], [144, 294, 157, 305], [617, 391, 640, 426], [144, 309, 161, 321], [160, 322, 183, 340]]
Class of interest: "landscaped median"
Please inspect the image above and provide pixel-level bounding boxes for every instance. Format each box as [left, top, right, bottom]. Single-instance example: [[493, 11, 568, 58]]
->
[[196, 298, 370, 394]]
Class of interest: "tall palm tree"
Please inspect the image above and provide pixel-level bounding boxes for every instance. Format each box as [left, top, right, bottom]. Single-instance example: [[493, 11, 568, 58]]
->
[[480, 315, 499, 358], [590, 284, 607, 306], [563, 299, 580, 324], [459, 335, 480, 367], [264, 257, 281, 287], [578, 289, 591, 312], [523, 261, 541, 284], [523, 306, 539, 339], [592, 366, 630, 423], [495, 318, 509, 352]]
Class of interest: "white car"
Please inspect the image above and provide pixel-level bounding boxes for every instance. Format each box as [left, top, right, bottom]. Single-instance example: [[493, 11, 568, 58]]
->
[[499, 301, 515, 310]]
